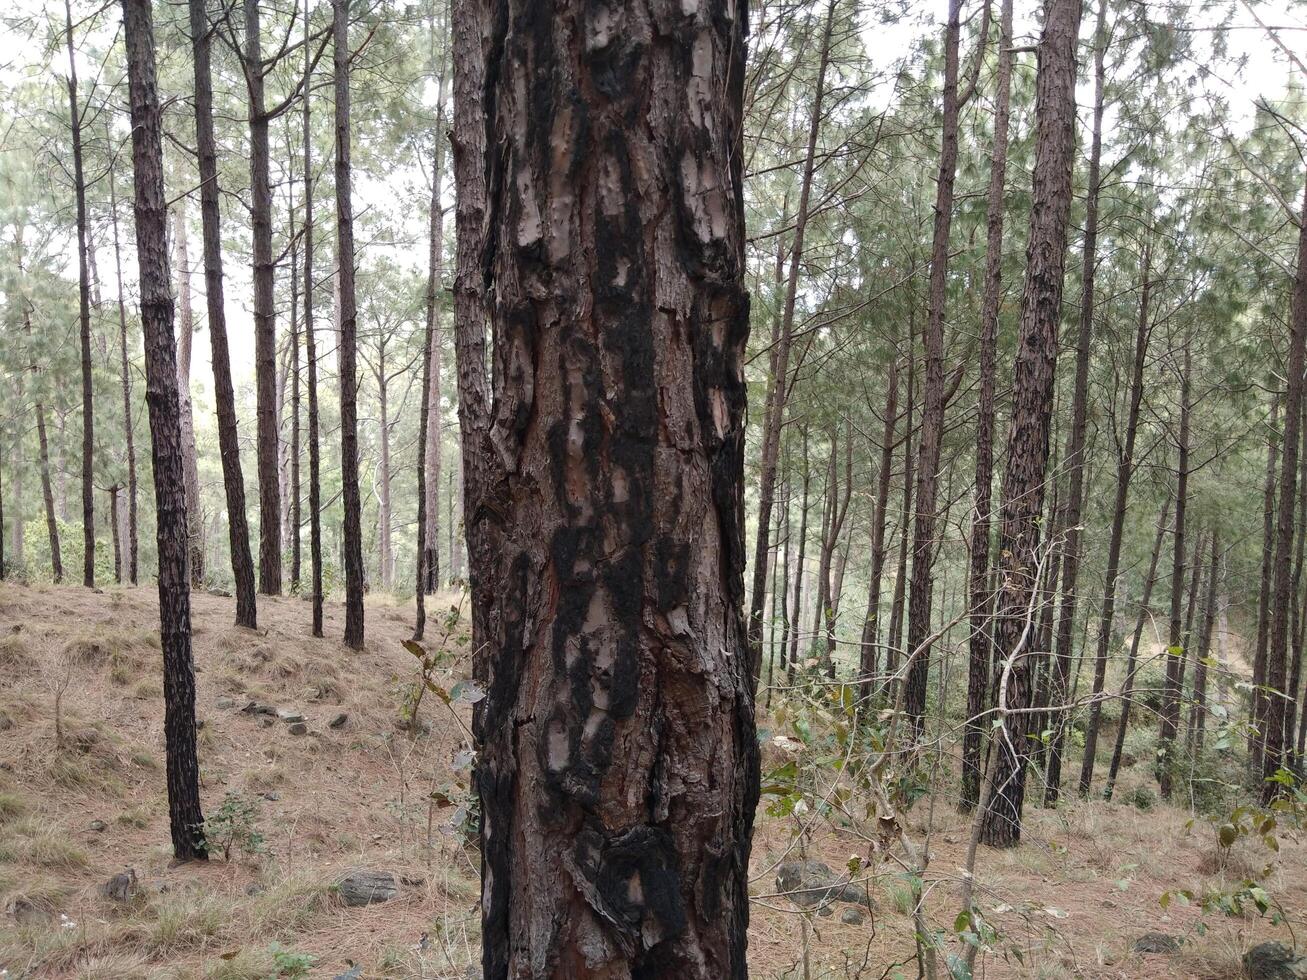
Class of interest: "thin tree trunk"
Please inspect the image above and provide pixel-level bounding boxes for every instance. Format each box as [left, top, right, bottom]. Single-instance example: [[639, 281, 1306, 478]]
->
[[1189, 530, 1221, 755], [1043, 0, 1107, 805], [1264, 172, 1307, 798], [977, 0, 1083, 849], [1159, 339, 1192, 801], [1254, 391, 1281, 770], [789, 426, 812, 680], [188, 0, 258, 628], [334, 0, 365, 650], [302, 0, 323, 638], [376, 349, 392, 591], [173, 206, 205, 587], [747, 0, 838, 684], [245, 0, 282, 597], [1105, 495, 1173, 800], [861, 357, 899, 703], [1078, 238, 1153, 795], [289, 227, 301, 591], [961, 0, 1013, 812], [17, 237, 62, 584], [888, 313, 917, 676], [64, 0, 96, 588], [121, 0, 206, 861], [109, 167, 139, 584], [1285, 411, 1307, 767]]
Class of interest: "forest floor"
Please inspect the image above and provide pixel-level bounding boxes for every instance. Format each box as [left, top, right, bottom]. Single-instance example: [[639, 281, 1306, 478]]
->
[[0, 580, 1301, 979]]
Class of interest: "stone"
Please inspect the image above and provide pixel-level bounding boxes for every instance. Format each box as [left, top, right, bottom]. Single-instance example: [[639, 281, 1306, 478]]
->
[[242, 701, 277, 717], [259, 717, 275, 729], [288, 722, 308, 736], [215, 697, 237, 710], [329, 712, 349, 729], [336, 870, 398, 907], [261, 791, 281, 802], [100, 869, 138, 902], [12, 896, 52, 924], [1243, 942, 1307, 979], [775, 861, 871, 910], [840, 907, 865, 925], [1133, 933, 1181, 955], [88, 820, 107, 833], [277, 709, 305, 723], [245, 883, 265, 897]]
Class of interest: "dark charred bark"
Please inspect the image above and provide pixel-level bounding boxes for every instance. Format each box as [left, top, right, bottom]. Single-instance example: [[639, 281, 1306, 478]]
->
[[1158, 339, 1192, 801], [188, 0, 258, 629], [1078, 239, 1153, 795], [64, 0, 96, 588], [334, 0, 365, 650], [1264, 171, 1307, 799], [1104, 495, 1173, 800], [109, 168, 139, 584], [459, 2, 757, 975], [121, 0, 207, 861], [977, 0, 1082, 849], [961, 0, 1013, 812]]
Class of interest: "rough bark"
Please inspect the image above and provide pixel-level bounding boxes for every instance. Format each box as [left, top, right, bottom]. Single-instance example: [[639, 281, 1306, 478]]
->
[[302, 0, 323, 637], [1158, 339, 1192, 800], [121, 0, 207, 861], [64, 0, 96, 588], [1253, 391, 1281, 770], [977, 0, 1082, 849], [289, 228, 301, 591], [188, 0, 258, 628], [1078, 238, 1153, 795], [888, 315, 917, 674], [458, 2, 757, 975], [109, 167, 140, 584], [173, 206, 206, 587], [1104, 495, 1173, 800], [1264, 171, 1307, 798], [961, 0, 1013, 812], [334, 0, 365, 650], [1043, 0, 1107, 805], [746, 0, 837, 683]]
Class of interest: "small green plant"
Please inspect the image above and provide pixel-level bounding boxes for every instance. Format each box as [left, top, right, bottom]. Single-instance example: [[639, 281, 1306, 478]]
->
[[203, 793, 265, 861], [266, 942, 315, 979]]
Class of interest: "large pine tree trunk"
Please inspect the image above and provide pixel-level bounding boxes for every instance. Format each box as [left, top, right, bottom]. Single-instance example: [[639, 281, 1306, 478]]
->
[[64, 0, 96, 588], [1043, 0, 1108, 805], [334, 0, 365, 650], [455, 2, 757, 974], [187, 0, 258, 628], [746, 0, 837, 682], [1264, 171, 1307, 798], [1078, 238, 1153, 795], [245, 0, 283, 597], [1158, 339, 1192, 800], [121, 0, 206, 861], [302, 0, 323, 638], [961, 0, 1013, 811], [173, 206, 206, 587], [977, 0, 1082, 850], [109, 167, 139, 584]]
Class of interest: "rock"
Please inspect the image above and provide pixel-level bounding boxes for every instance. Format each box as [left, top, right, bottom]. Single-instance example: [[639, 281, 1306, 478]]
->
[[196, 719, 206, 731], [277, 709, 305, 723], [329, 712, 349, 729], [775, 861, 871, 910], [840, 907, 865, 925], [100, 869, 138, 902], [12, 896, 52, 924], [215, 697, 236, 710], [259, 717, 275, 728], [1133, 933, 1181, 954], [245, 883, 265, 897], [336, 870, 398, 907], [209, 587, 233, 598], [242, 701, 277, 717], [261, 791, 281, 802], [1243, 942, 1307, 979], [88, 820, 107, 833], [288, 722, 308, 736], [817, 905, 833, 917]]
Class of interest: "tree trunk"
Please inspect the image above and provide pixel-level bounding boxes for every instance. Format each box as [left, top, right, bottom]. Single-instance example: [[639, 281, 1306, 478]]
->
[[245, 0, 282, 597], [789, 426, 812, 681], [1077, 238, 1153, 795], [888, 314, 917, 675], [289, 230, 301, 592], [1158, 339, 1192, 801], [173, 206, 205, 587], [1104, 495, 1173, 800], [1254, 391, 1281, 770], [961, 0, 1013, 812], [977, 0, 1082, 850], [1043, 0, 1107, 805], [1285, 413, 1307, 767], [376, 348, 393, 591], [108, 165, 140, 584], [860, 357, 899, 703], [458, 3, 757, 974], [121, 0, 207, 861], [301, 0, 323, 638], [64, 0, 96, 588], [334, 0, 365, 650], [187, 0, 258, 628], [1264, 171, 1307, 799], [905, 0, 971, 731], [747, 0, 838, 683], [1189, 530, 1221, 755]]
